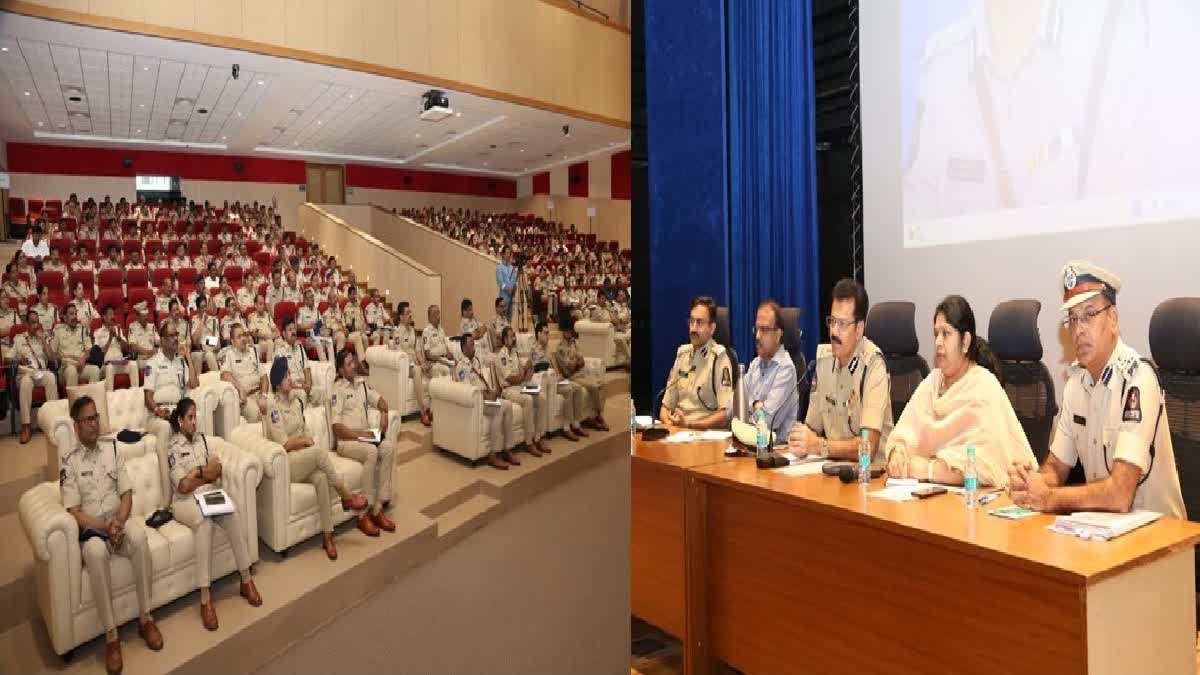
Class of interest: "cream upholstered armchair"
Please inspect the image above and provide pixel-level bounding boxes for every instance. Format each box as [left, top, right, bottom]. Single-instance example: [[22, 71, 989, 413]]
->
[[575, 319, 629, 369], [19, 433, 261, 658], [230, 390, 399, 554], [197, 371, 242, 439], [363, 345, 417, 416], [38, 386, 158, 482]]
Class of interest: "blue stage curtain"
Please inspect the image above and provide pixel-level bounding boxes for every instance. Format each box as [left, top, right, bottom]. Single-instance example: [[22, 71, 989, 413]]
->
[[726, 0, 821, 365], [641, 0, 730, 410]]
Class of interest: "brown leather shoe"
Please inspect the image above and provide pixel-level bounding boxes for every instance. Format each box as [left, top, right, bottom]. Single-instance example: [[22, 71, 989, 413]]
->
[[500, 449, 520, 466], [240, 579, 262, 607], [594, 417, 609, 431], [323, 533, 338, 560], [561, 429, 579, 442], [537, 440, 551, 454], [526, 443, 543, 458], [487, 453, 509, 470], [138, 619, 163, 651], [341, 494, 367, 511], [357, 512, 380, 537], [104, 639, 123, 674], [573, 425, 590, 438], [19, 424, 31, 444], [370, 511, 396, 532], [420, 411, 432, 427], [200, 602, 218, 631]]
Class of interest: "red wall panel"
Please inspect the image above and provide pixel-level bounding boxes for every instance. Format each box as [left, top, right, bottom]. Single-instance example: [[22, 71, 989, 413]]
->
[[567, 161, 588, 198], [344, 164, 516, 198], [532, 172, 550, 195], [7, 142, 306, 183], [611, 150, 631, 200]]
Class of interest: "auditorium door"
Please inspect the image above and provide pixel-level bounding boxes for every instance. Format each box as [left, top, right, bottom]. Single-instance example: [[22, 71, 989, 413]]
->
[[305, 163, 345, 204]]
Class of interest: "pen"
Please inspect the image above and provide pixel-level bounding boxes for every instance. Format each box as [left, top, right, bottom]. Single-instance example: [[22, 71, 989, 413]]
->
[[978, 492, 999, 506]]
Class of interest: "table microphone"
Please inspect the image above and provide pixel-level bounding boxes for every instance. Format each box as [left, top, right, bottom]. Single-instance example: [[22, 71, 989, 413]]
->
[[642, 384, 671, 441]]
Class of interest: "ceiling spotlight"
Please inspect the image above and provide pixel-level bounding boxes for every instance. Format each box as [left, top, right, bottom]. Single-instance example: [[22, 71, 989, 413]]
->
[[1, 47, 9, 52], [293, 141, 297, 145], [317, 120, 322, 125], [36, 121, 43, 127], [257, 80, 264, 86], [236, 112, 242, 117], [221, 135, 227, 140], [23, 91, 29, 96], [57, 123, 66, 128], [143, 66, 149, 71], [140, 103, 145, 108], [414, 133, 420, 138], [136, 129, 142, 133], [455, 112, 461, 117]]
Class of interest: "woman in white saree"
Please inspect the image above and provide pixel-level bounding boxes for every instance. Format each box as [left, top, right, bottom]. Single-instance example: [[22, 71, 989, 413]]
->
[[885, 295, 1036, 488]]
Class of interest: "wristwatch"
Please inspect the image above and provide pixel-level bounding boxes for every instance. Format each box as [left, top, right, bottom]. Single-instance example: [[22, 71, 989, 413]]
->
[[818, 437, 829, 459]]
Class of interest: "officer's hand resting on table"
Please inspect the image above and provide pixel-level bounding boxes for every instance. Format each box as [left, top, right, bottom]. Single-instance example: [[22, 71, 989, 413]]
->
[[668, 408, 686, 427], [1008, 462, 1049, 510], [787, 423, 819, 455]]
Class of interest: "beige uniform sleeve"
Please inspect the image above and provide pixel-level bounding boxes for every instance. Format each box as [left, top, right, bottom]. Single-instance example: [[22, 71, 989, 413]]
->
[[662, 353, 682, 411], [263, 402, 287, 444], [1048, 379, 1079, 468], [714, 351, 734, 412], [1111, 368, 1161, 475], [167, 437, 189, 490], [60, 456, 81, 510], [804, 363, 824, 433], [859, 354, 890, 433]]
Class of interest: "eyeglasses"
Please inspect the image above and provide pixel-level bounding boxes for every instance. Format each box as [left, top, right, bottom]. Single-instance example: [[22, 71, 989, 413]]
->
[[1062, 304, 1113, 330], [753, 325, 780, 335], [826, 316, 859, 331], [75, 413, 99, 425], [687, 317, 712, 328]]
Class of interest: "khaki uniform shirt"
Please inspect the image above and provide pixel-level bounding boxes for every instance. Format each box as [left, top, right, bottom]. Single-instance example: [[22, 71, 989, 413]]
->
[[365, 302, 386, 328], [422, 324, 451, 360], [144, 351, 191, 407], [343, 304, 366, 333], [236, 286, 257, 309], [454, 355, 495, 392], [296, 305, 319, 331], [330, 377, 382, 430], [264, 393, 307, 445], [93, 324, 128, 361], [805, 337, 894, 461], [321, 307, 345, 333], [389, 325, 420, 361], [61, 441, 130, 521], [191, 314, 220, 348], [1050, 339, 1186, 518], [493, 346, 526, 386], [662, 339, 734, 424], [166, 432, 220, 497], [272, 339, 308, 387], [248, 311, 277, 341], [52, 322, 92, 361], [128, 321, 159, 353], [33, 302, 58, 333], [221, 346, 262, 391]]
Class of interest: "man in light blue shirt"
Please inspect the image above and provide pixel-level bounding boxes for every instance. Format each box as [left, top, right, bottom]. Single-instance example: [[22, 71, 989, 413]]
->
[[495, 250, 517, 322], [740, 300, 798, 442]]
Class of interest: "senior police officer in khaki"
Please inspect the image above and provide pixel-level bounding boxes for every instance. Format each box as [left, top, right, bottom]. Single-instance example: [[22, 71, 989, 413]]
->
[[94, 304, 141, 391], [273, 316, 322, 405], [1009, 262, 1185, 518], [329, 349, 397, 537], [554, 312, 610, 431], [144, 322, 200, 458], [455, 333, 517, 470], [61, 395, 163, 673], [494, 325, 549, 456], [421, 304, 455, 375], [220, 323, 268, 422], [164, 398, 261, 631], [789, 279, 894, 462], [660, 296, 733, 430], [386, 301, 433, 427], [52, 303, 101, 388], [127, 302, 160, 370], [297, 288, 333, 362], [264, 357, 367, 560], [16, 307, 60, 443]]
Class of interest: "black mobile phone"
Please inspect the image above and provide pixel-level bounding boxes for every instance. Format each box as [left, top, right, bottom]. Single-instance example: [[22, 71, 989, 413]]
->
[[913, 486, 948, 498]]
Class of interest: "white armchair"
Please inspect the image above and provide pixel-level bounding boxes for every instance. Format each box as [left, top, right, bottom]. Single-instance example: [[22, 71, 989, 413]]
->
[[576, 319, 629, 369], [428, 376, 525, 462], [364, 345, 416, 416], [197, 372, 242, 440], [19, 435, 262, 657], [230, 400, 397, 554]]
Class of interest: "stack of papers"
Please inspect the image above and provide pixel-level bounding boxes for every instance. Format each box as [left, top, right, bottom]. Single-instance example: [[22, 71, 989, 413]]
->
[[1047, 510, 1162, 541], [775, 460, 829, 477], [662, 430, 732, 443]]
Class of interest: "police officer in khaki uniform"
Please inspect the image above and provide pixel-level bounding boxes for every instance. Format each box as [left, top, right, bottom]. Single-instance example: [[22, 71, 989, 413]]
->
[[532, 320, 583, 441], [789, 279, 894, 462], [16, 307, 59, 443], [263, 357, 367, 560], [296, 288, 333, 362], [421, 305, 455, 375], [189, 295, 221, 374], [127, 302, 160, 371], [31, 284, 58, 333], [248, 296, 280, 363], [494, 325, 549, 456], [94, 304, 141, 391], [489, 297, 511, 354], [329, 349, 396, 536], [341, 287, 369, 363], [144, 322, 199, 459], [386, 301, 433, 427], [363, 289, 390, 347], [0, 295, 22, 362], [454, 333, 517, 470], [52, 303, 101, 387], [61, 396, 163, 673], [164, 398, 261, 631], [220, 323, 268, 422], [459, 298, 488, 348], [273, 317, 322, 405], [659, 297, 732, 430], [1009, 261, 1185, 518], [555, 312, 610, 431]]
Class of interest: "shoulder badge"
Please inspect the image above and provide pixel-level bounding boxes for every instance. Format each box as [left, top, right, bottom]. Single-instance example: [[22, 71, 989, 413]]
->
[[676, 343, 691, 356], [848, 355, 859, 375], [168, 453, 176, 469], [1123, 387, 1142, 423], [331, 393, 337, 406], [711, 343, 726, 357], [1064, 265, 1077, 291], [59, 467, 66, 486], [1101, 365, 1113, 387], [270, 410, 281, 424], [720, 366, 731, 388]]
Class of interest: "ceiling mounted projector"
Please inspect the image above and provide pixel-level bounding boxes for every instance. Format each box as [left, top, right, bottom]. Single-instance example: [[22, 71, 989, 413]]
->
[[420, 89, 452, 121]]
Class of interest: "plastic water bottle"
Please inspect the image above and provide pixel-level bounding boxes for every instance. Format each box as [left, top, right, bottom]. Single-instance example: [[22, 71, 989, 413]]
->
[[755, 408, 769, 460], [858, 428, 871, 485], [964, 445, 978, 509]]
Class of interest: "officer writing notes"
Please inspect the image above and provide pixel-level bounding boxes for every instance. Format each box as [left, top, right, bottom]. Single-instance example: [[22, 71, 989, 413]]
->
[[659, 296, 733, 430]]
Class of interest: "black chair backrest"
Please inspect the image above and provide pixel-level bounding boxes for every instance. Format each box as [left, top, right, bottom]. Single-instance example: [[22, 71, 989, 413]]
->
[[778, 306, 806, 374], [1149, 297, 1200, 602], [988, 299, 1057, 461], [715, 306, 732, 351], [865, 301, 929, 423]]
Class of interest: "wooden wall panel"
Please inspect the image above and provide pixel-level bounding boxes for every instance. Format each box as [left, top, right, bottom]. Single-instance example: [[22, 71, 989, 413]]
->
[[361, 0, 398, 69], [241, 0, 286, 45], [284, 0, 325, 55], [87, 0, 144, 22], [143, 0, 195, 31], [393, 0, 430, 74], [194, 0, 243, 37], [426, 0, 461, 82], [323, 0, 363, 61]]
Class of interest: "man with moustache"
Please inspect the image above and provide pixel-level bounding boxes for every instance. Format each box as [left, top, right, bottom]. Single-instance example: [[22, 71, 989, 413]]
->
[[659, 296, 734, 429], [788, 279, 893, 461], [739, 299, 799, 441]]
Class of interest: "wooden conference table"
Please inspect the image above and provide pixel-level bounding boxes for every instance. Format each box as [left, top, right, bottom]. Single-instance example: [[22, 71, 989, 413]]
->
[[631, 432, 1200, 675]]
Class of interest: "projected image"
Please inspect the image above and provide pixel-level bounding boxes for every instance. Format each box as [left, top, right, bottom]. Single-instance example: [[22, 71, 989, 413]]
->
[[900, 0, 1200, 247]]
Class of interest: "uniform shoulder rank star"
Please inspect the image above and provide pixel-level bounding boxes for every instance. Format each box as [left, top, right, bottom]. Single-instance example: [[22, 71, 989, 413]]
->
[[331, 394, 337, 405], [1100, 365, 1113, 386], [271, 410, 281, 424], [720, 366, 731, 388], [848, 355, 859, 375], [168, 453, 175, 469], [1123, 386, 1142, 423]]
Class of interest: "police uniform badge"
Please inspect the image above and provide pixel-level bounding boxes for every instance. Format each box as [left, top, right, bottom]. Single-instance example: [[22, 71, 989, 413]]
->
[[1064, 266, 1077, 290], [1123, 387, 1142, 423], [720, 366, 731, 388], [270, 410, 281, 424], [168, 453, 176, 469], [848, 387, 858, 410], [59, 467, 66, 486]]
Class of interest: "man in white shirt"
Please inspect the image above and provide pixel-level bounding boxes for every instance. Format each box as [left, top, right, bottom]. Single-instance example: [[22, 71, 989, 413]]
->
[[21, 225, 50, 260]]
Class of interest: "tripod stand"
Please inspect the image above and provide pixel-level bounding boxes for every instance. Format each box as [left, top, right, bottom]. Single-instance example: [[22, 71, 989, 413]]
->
[[515, 267, 531, 332]]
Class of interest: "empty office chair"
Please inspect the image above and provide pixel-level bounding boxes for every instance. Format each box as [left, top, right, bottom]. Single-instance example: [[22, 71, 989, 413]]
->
[[865, 301, 929, 423], [1148, 297, 1200, 615], [988, 299, 1058, 462]]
